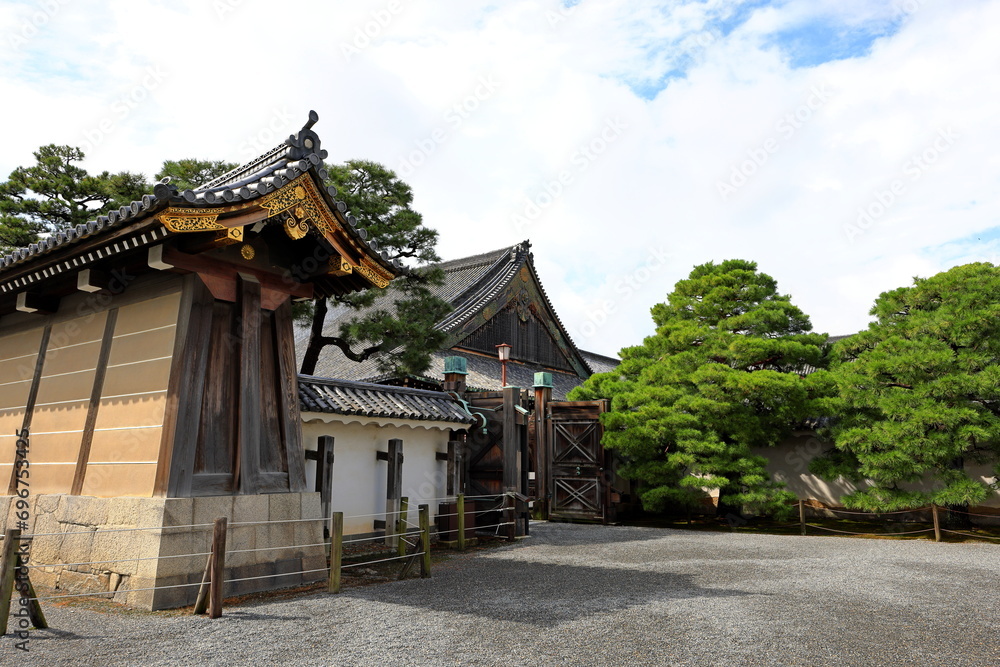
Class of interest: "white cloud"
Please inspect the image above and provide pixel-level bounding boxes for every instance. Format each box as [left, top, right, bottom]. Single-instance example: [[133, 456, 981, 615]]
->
[[1, 0, 999, 357]]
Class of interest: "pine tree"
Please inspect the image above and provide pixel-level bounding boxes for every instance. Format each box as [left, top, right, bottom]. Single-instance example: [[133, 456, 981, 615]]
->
[[297, 160, 451, 377], [0, 145, 146, 252], [570, 259, 831, 518], [811, 263, 1000, 512]]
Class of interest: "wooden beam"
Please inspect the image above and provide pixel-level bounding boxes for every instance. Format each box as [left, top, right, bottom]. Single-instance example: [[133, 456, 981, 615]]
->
[[274, 299, 306, 492], [7, 326, 50, 496], [236, 274, 261, 495], [72, 308, 118, 495], [156, 276, 214, 497], [15, 291, 59, 315]]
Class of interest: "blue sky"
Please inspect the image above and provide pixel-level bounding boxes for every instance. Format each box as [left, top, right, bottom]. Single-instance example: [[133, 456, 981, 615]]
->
[[1, 0, 998, 355]]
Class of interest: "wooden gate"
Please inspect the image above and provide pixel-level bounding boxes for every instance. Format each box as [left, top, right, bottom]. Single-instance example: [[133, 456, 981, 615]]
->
[[547, 400, 610, 522], [466, 393, 504, 497]]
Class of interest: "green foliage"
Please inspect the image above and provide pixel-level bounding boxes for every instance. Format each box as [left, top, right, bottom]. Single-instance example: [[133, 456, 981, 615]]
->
[[569, 259, 831, 518], [155, 159, 238, 191], [0, 145, 146, 253], [297, 160, 450, 377], [812, 263, 1000, 510]]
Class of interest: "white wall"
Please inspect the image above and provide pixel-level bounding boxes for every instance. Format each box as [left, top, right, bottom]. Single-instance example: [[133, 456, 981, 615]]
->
[[302, 414, 459, 535], [754, 432, 1000, 508]]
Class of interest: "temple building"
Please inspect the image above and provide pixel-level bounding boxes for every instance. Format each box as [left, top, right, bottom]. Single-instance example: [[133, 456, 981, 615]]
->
[[0, 112, 412, 608], [296, 240, 619, 399]]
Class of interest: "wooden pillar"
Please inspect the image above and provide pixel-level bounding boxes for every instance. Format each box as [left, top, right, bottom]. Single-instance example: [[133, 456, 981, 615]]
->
[[316, 436, 335, 530], [236, 274, 261, 495], [533, 378, 552, 518], [385, 438, 403, 548], [446, 436, 464, 497], [799, 500, 806, 536], [502, 386, 521, 493]]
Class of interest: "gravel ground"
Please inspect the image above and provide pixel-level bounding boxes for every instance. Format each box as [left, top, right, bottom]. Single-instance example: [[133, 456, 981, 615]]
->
[[4, 522, 1000, 666]]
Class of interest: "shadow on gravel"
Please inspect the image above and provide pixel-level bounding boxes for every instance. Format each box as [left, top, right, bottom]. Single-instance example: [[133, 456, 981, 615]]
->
[[345, 559, 753, 628], [526, 522, 677, 547]]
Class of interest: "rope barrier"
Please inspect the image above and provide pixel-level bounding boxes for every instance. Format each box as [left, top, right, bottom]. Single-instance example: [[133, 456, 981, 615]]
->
[[805, 524, 935, 536], [817, 506, 932, 516], [29, 579, 205, 601], [341, 531, 423, 545], [473, 522, 514, 531], [227, 517, 326, 527], [27, 550, 213, 569], [223, 568, 329, 585], [938, 507, 1000, 519], [341, 553, 424, 569], [227, 542, 328, 556], [940, 529, 1000, 540], [23, 523, 215, 538]]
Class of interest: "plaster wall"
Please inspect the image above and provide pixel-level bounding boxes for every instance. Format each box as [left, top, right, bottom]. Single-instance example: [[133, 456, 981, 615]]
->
[[302, 415, 455, 535], [754, 432, 1000, 510]]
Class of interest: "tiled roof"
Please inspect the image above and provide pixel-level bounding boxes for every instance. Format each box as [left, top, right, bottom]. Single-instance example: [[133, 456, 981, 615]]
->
[[295, 240, 595, 383], [579, 350, 620, 375], [0, 111, 401, 293], [298, 375, 475, 423]]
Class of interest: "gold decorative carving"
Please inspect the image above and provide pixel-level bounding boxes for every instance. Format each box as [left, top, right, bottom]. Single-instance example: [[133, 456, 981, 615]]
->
[[159, 212, 223, 231], [284, 215, 309, 240], [328, 256, 353, 277], [354, 257, 392, 288], [212, 226, 243, 246], [258, 174, 338, 238], [241, 244, 256, 260]]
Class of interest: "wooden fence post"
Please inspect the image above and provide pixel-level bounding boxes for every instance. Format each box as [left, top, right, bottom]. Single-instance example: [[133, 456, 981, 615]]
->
[[932, 504, 941, 542], [505, 493, 516, 543], [396, 497, 409, 558], [0, 529, 21, 634], [457, 494, 466, 552], [419, 504, 431, 578], [328, 512, 343, 594], [799, 500, 806, 536], [208, 517, 227, 619]]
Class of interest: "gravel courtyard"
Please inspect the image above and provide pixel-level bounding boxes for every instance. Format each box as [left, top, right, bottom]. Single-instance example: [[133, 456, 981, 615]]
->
[[6, 522, 1000, 666]]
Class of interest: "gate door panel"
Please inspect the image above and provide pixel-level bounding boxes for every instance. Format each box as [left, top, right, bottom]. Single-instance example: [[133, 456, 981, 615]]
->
[[548, 401, 608, 522]]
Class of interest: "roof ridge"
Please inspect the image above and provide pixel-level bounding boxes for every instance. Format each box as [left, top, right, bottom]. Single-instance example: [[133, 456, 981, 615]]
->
[[298, 373, 459, 399]]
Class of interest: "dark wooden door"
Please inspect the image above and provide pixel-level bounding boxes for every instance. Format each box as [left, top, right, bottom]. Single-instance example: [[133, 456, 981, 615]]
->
[[547, 400, 609, 522], [467, 399, 504, 497]]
